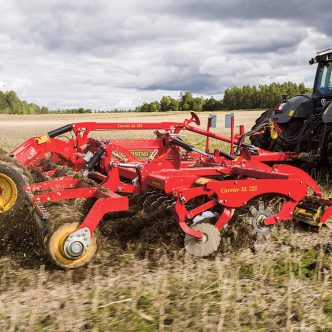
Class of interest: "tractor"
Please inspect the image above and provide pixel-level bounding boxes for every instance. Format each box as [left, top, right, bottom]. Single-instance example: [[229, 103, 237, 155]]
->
[[250, 48, 332, 164]]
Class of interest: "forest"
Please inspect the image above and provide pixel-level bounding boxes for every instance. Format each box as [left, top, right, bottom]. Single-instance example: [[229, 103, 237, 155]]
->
[[0, 82, 311, 115]]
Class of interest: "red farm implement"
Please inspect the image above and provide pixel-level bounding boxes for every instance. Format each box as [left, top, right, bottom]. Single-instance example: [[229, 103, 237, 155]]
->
[[1, 112, 332, 268]]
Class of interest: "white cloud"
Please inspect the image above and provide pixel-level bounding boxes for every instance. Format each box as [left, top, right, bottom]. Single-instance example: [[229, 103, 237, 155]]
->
[[0, 0, 330, 109]]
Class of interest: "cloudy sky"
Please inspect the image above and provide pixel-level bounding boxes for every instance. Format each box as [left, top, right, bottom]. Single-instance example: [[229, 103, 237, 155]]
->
[[0, 0, 331, 110]]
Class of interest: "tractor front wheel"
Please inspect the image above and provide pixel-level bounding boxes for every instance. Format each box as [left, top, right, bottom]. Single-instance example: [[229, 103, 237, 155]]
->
[[249, 108, 274, 150]]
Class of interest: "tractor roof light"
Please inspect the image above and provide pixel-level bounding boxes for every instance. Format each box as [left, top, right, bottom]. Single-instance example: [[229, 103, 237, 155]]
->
[[316, 48, 332, 56]]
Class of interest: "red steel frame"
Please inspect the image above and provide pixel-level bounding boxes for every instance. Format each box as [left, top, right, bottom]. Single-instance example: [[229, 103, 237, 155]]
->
[[12, 112, 332, 242]]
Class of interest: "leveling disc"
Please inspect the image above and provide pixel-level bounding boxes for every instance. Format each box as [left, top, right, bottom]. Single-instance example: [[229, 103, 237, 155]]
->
[[184, 223, 221, 257], [249, 201, 273, 236]]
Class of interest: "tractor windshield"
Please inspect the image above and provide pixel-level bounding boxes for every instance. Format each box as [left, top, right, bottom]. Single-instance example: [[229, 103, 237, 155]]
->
[[316, 62, 332, 96]]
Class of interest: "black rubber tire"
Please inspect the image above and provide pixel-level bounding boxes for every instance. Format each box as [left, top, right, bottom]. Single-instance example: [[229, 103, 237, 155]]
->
[[0, 162, 26, 222], [249, 109, 274, 149], [326, 128, 332, 163]]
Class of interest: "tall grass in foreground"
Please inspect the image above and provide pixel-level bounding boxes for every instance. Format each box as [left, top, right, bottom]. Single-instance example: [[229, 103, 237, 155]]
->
[[1, 227, 332, 332]]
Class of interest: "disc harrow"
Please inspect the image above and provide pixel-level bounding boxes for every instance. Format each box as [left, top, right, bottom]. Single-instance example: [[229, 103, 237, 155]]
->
[[1, 112, 332, 269]]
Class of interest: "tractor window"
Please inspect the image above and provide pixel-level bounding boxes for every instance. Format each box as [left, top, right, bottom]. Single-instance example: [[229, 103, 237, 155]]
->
[[317, 62, 332, 95]]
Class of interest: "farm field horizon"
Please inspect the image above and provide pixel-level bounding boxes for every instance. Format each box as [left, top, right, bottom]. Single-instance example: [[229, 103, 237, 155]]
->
[[0, 110, 263, 150]]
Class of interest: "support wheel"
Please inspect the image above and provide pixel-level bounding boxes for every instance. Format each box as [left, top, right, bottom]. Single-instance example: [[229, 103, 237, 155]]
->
[[46, 222, 99, 269], [0, 163, 26, 221], [184, 223, 221, 257]]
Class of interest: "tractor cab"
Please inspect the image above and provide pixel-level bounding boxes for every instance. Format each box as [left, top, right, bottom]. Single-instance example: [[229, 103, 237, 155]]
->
[[311, 48, 332, 100]]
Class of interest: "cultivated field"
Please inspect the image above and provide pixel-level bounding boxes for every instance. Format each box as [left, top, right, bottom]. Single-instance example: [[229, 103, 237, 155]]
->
[[1, 111, 332, 331]]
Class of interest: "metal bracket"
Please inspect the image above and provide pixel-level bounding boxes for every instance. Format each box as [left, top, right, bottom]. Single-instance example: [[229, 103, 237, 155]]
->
[[63, 227, 91, 259], [25, 188, 50, 220]]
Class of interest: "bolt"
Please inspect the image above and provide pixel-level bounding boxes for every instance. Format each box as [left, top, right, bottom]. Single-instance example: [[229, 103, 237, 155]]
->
[[186, 213, 191, 219], [224, 200, 227, 203], [288, 192, 291, 196], [218, 199, 223, 204], [196, 234, 208, 244], [47, 197, 51, 201], [117, 186, 122, 191]]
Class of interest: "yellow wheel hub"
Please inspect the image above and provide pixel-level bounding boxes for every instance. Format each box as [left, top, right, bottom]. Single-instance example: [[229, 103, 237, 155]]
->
[[0, 172, 18, 213], [46, 222, 98, 269]]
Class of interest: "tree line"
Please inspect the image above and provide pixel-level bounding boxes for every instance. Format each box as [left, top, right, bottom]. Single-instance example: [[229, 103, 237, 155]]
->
[[134, 82, 312, 112], [0, 91, 96, 115], [0, 91, 49, 114], [0, 81, 312, 115]]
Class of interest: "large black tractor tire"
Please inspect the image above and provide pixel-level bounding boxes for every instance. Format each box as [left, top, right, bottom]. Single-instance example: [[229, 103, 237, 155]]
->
[[326, 128, 332, 164], [0, 162, 26, 222], [249, 109, 274, 150]]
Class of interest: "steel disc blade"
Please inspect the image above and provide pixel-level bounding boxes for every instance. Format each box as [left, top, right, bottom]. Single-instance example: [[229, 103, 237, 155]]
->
[[184, 223, 221, 257]]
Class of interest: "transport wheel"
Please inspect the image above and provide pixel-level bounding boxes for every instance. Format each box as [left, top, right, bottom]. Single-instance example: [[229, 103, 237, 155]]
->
[[0, 163, 26, 221], [184, 223, 221, 257], [46, 222, 99, 269], [249, 201, 273, 236]]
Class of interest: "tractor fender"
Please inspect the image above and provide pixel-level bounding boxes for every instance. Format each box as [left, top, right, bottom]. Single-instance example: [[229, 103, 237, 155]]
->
[[322, 102, 332, 123], [272, 94, 314, 124]]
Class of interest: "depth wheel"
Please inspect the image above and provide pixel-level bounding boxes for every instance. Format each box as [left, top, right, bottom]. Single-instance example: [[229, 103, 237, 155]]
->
[[0, 163, 26, 221], [184, 223, 221, 257], [46, 222, 99, 269]]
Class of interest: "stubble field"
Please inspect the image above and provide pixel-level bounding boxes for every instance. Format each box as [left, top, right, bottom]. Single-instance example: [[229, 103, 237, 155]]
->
[[1, 111, 332, 331]]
